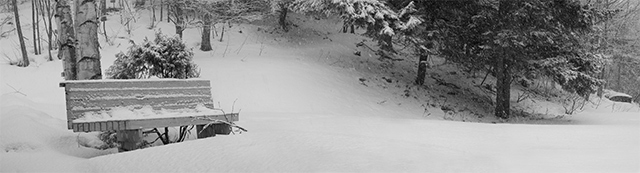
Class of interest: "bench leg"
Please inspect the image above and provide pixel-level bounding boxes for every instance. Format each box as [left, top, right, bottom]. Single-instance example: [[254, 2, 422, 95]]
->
[[196, 124, 216, 139], [196, 123, 232, 139], [116, 129, 143, 152], [214, 123, 232, 135]]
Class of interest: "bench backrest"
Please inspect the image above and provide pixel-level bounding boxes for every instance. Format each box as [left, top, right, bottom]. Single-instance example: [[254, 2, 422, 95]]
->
[[60, 79, 215, 130]]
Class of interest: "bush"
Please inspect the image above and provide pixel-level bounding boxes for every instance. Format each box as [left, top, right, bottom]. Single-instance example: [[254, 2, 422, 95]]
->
[[106, 32, 200, 79]]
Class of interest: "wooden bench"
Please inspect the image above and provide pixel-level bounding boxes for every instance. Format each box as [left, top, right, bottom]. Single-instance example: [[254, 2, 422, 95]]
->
[[60, 79, 239, 151]]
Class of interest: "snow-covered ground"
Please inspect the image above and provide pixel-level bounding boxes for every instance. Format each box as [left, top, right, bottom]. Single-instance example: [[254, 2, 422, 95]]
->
[[1, 2, 639, 172]]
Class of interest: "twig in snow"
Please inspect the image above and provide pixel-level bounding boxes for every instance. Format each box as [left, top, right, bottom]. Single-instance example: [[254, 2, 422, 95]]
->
[[223, 37, 230, 57], [235, 35, 248, 55], [259, 41, 264, 56], [231, 98, 238, 113], [5, 83, 26, 96]]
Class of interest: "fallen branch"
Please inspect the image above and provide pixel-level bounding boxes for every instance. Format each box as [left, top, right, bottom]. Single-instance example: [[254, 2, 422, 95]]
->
[[5, 83, 26, 96]]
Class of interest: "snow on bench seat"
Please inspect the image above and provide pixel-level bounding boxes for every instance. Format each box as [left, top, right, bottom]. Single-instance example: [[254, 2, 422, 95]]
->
[[60, 79, 239, 132]]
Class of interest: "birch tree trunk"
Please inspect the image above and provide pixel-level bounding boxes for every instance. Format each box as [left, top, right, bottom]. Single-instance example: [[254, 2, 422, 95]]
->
[[12, 0, 29, 67], [75, 0, 102, 80], [56, 0, 77, 80]]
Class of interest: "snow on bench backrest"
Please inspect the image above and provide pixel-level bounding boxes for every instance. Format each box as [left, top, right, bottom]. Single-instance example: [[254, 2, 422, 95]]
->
[[60, 79, 215, 130]]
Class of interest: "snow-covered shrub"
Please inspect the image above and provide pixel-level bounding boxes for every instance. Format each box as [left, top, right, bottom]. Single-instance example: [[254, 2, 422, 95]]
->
[[106, 32, 200, 79]]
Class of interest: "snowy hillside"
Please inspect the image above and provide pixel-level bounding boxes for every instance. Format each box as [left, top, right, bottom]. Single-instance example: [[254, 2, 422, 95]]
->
[[1, 2, 639, 172]]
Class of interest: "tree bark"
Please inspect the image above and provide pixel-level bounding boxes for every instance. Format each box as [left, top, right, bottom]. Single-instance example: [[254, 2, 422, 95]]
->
[[494, 54, 511, 119], [56, 0, 77, 80], [75, 0, 102, 80], [12, 0, 29, 67], [200, 13, 212, 51], [415, 52, 428, 85]]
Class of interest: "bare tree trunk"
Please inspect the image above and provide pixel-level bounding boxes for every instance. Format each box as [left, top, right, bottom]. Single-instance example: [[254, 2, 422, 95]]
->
[[278, 2, 288, 32], [101, 0, 106, 15], [494, 54, 511, 119], [75, 0, 102, 80], [56, 0, 77, 80], [219, 25, 224, 42], [45, 0, 52, 60], [597, 65, 606, 97], [35, 0, 41, 54], [379, 34, 394, 54], [99, 0, 109, 43], [151, 0, 155, 24], [200, 13, 212, 51], [173, 2, 184, 39], [12, 0, 29, 67], [616, 63, 621, 90], [415, 52, 428, 85], [32, 0, 38, 55], [159, 0, 163, 22], [342, 21, 347, 33], [38, 0, 53, 60]]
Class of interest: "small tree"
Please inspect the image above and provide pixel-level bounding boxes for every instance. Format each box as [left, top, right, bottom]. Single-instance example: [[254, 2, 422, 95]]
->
[[106, 32, 200, 79]]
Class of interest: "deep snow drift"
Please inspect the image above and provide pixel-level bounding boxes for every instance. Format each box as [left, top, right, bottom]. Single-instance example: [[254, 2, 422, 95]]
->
[[1, 3, 639, 172]]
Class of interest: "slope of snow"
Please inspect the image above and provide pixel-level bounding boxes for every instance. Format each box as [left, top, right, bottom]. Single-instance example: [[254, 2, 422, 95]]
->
[[1, 3, 639, 173]]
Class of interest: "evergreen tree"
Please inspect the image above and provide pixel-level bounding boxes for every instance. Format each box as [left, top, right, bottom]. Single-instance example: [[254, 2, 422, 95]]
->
[[292, 0, 421, 55], [429, 0, 609, 118]]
